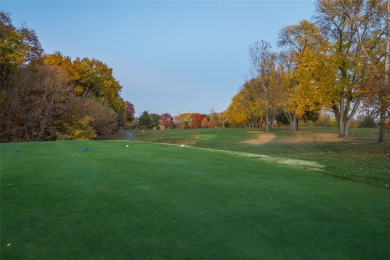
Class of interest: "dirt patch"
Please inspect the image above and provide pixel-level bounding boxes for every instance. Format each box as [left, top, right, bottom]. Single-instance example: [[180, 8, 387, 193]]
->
[[242, 133, 275, 145], [287, 132, 351, 143], [242, 131, 350, 145]]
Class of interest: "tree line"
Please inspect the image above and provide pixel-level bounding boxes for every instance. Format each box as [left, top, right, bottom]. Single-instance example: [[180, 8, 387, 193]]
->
[[2, 1, 389, 143], [224, 0, 389, 142], [126, 111, 221, 130], [0, 11, 135, 142]]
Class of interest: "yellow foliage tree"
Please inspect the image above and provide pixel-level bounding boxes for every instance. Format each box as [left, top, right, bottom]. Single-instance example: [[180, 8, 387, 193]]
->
[[44, 53, 124, 113], [278, 20, 334, 130], [65, 115, 96, 140], [314, 0, 387, 137], [224, 87, 263, 127]]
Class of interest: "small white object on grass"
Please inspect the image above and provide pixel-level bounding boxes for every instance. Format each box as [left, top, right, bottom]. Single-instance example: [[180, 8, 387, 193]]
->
[[126, 145, 129, 147], [180, 144, 184, 147]]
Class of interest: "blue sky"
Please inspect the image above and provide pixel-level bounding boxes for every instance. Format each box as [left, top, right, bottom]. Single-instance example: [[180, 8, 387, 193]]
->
[[1, 0, 315, 116]]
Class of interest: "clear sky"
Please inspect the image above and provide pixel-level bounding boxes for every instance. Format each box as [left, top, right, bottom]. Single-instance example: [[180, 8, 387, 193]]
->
[[1, 0, 316, 116]]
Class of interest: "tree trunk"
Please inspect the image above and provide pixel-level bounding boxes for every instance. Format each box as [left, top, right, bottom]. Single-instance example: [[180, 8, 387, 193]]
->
[[378, 112, 386, 143], [334, 96, 361, 138], [338, 118, 349, 137], [291, 114, 298, 131], [270, 112, 275, 129], [284, 111, 298, 131], [379, 0, 390, 143], [377, 106, 388, 144]]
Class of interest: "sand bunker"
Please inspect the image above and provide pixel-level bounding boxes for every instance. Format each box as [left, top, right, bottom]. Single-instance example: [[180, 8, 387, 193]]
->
[[242, 132, 275, 145]]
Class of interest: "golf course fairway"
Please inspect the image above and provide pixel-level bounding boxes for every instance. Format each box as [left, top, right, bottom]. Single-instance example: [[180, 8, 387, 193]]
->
[[1, 140, 389, 259]]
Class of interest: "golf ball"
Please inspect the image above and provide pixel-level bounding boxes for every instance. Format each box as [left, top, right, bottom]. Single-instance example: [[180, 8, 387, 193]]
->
[[126, 145, 129, 147]]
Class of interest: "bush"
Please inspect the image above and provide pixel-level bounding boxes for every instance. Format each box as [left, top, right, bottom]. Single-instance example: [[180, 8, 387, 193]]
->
[[357, 115, 377, 128], [316, 113, 331, 126]]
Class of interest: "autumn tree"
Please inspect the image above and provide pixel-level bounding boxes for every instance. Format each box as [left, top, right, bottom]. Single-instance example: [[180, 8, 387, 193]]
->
[[383, 0, 390, 143], [175, 113, 192, 129], [1, 11, 45, 141], [224, 101, 250, 127], [248, 41, 281, 131], [275, 50, 299, 130], [44, 53, 124, 113], [1, 61, 72, 141], [357, 0, 389, 143], [201, 117, 209, 128], [314, 0, 387, 137], [208, 109, 221, 128], [63, 115, 97, 140], [382, 0, 390, 142], [191, 113, 206, 128], [73, 58, 124, 112], [0, 11, 43, 90], [278, 20, 332, 130], [43, 52, 79, 82], [68, 96, 119, 136], [0, 12, 126, 141], [124, 101, 135, 123], [43, 52, 129, 137], [208, 118, 218, 128], [224, 85, 263, 128], [160, 113, 174, 129]]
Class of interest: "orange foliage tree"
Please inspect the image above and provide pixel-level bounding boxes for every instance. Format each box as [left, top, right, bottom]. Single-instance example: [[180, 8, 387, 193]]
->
[[191, 113, 206, 128]]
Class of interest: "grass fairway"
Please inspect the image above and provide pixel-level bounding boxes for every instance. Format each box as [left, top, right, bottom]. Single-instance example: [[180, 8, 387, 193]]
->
[[1, 140, 390, 259], [133, 127, 390, 187]]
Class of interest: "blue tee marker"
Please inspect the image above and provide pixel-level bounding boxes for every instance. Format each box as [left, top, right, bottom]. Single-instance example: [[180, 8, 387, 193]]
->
[[82, 148, 89, 152]]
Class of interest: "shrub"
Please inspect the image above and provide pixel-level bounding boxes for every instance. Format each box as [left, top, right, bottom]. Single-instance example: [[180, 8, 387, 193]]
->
[[357, 115, 377, 128]]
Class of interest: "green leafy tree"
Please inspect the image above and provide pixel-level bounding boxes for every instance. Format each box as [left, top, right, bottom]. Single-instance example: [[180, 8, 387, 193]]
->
[[149, 113, 161, 129], [357, 115, 377, 128], [139, 111, 151, 129]]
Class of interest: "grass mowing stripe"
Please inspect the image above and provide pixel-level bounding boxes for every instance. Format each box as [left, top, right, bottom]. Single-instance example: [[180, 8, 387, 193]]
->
[[190, 145, 325, 172], [1, 141, 390, 259]]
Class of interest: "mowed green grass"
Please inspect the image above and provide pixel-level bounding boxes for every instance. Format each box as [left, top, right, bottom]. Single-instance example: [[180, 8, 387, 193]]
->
[[133, 127, 390, 187], [1, 140, 390, 259]]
